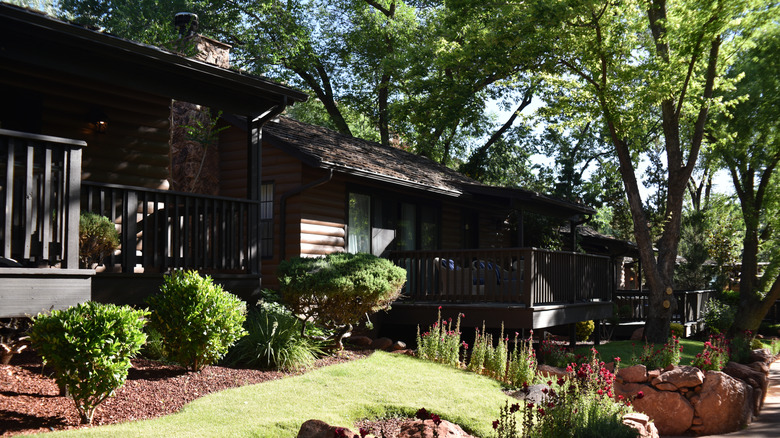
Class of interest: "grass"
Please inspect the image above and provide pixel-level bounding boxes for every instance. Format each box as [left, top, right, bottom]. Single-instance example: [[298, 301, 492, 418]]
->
[[574, 339, 706, 366], [39, 352, 513, 438]]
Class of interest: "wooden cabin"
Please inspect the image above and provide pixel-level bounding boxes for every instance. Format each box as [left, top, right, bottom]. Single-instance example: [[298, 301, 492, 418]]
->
[[243, 117, 615, 335], [0, 4, 307, 316]]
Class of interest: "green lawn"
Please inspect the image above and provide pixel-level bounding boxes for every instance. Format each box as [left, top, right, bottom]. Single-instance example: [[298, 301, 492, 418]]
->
[[574, 339, 706, 366], [40, 352, 513, 438]]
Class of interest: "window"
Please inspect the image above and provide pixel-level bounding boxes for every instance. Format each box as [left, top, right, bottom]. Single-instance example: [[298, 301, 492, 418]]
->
[[260, 182, 273, 258], [347, 191, 439, 254], [348, 193, 371, 254]]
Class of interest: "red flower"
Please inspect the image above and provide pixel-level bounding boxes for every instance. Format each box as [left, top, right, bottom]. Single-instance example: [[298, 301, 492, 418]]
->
[[415, 408, 430, 420], [493, 420, 500, 429], [636, 391, 644, 399], [431, 414, 441, 425], [538, 408, 546, 416]]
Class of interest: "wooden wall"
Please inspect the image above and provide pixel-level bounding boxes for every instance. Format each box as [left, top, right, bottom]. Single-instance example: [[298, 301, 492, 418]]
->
[[0, 64, 171, 189]]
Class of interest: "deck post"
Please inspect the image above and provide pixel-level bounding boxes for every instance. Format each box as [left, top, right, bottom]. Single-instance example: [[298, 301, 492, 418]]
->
[[64, 148, 82, 268], [568, 323, 576, 347], [121, 190, 137, 272]]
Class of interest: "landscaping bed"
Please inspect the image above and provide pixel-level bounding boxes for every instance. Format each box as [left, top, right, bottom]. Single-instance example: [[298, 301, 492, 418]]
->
[[0, 348, 372, 437]]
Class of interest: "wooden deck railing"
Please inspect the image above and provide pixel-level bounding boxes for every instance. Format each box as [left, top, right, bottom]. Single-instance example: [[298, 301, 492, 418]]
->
[[389, 248, 614, 306], [614, 289, 714, 325], [82, 182, 258, 274], [0, 129, 84, 268]]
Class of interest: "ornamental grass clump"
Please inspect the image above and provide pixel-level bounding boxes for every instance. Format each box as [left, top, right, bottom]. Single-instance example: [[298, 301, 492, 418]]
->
[[416, 307, 464, 367], [691, 333, 729, 371], [147, 270, 247, 371], [29, 302, 148, 424], [224, 300, 324, 371]]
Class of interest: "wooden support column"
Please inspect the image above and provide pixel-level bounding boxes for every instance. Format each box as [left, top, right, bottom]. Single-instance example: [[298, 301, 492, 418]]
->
[[121, 190, 137, 272], [568, 323, 577, 347], [247, 116, 262, 275], [64, 147, 82, 269], [594, 319, 601, 346]]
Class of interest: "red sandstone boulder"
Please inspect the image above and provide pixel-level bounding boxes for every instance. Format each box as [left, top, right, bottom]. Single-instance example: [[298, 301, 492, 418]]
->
[[622, 413, 660, 438], [691, 371, 754, 435], [617, 364, 648, 383], [749, 348, 774, 364], [370, 337, 394, 351], [297, 419, 372, 438], [625, 384, 694, 435], [651, 366, 705, 391], [347, 335, 373, 348], [390, 341, 407, 351], [397, 419, 475, 438]]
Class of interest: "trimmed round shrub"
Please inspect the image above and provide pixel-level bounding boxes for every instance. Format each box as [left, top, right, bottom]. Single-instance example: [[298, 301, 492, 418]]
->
[[703, 298, 735, 334], [224, 301, 323, 371], [79, 212, 119, 268], [29, 302, 148, 424], [576, 320, 595, 342], [278, 253, 406, 347], [147, 270, 247, 371], [670, 323, 685, 338]]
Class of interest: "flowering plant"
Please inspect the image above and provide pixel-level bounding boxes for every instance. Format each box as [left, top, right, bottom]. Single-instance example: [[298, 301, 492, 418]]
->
[[691, 333, 729, 371], [416, 307, 463, 367], [631, 336, 682, 369]]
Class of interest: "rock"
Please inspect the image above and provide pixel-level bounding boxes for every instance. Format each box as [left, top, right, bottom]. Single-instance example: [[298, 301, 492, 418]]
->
[[748, 361, 770, 375], [630, 384, 694, 435], [622, 413, 660, 438], [647, 369, 661, 381], [510, 384, 552, 405], [370, 337, 393, 351], [749, 349, 774, 364], [651, 366, 705, 391], [631, 327, 644, 341], [617, 365, 648, 383], [537, 364, 570, 380], [390, 349, 415, 356], [397, 419, 475, 438], [723, 361, 768, 392], [390, 341, 407, 351], [297, 419, 368, 438], [692, 371, 754, 435], [347, 336, 373, 348]]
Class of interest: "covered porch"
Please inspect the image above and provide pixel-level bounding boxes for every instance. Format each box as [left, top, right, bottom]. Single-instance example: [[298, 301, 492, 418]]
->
[[384, 247, 615, 338]]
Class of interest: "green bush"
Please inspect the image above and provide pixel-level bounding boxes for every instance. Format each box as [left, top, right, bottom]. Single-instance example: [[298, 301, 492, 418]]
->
[[79, 212, 119, 268], [576, 320, 595, 342], [278, 253, 406, 348], [670, 323, 684, 338], [29, 302, 147, 424], [703, 298, 735, 334], [147, 270, 247, 371], [224, 301, 323, 371]]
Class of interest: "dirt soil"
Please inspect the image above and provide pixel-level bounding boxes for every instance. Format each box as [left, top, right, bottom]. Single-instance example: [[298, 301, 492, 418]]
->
[[0, 348, 377, 437]]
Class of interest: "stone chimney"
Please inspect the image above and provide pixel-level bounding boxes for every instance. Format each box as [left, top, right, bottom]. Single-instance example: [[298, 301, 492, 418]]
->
[[173, 12, 231, 69], [169, 12, 231, 195]]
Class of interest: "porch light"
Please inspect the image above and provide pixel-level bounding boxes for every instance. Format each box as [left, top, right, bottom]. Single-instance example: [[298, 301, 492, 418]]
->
[[88, 108, 109, 134]]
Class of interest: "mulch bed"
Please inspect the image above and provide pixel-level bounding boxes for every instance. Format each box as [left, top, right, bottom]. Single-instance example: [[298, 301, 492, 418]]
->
[[0, 348, 375, 436]]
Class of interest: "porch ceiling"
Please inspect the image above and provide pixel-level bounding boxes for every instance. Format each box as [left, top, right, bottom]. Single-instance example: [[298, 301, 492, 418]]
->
[[0, 4, 308, 117]]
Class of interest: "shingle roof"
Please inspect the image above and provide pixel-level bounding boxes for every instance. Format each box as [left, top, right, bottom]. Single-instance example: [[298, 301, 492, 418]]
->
[[264, 116, 595, 216], [264, 117, 476, 195]]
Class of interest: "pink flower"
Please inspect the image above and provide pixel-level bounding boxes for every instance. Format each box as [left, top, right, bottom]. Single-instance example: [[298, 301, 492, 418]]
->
[[636, 391, 644, 399]]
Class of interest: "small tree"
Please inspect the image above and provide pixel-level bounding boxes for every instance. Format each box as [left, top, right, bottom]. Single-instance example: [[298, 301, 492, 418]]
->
[[278, 253, 406, 349], [29, 302, 148, 424]]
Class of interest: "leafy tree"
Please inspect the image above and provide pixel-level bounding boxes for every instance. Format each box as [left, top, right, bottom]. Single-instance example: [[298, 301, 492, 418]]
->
[[447, 0, 769, 342], [710, 18, 780, 333]]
